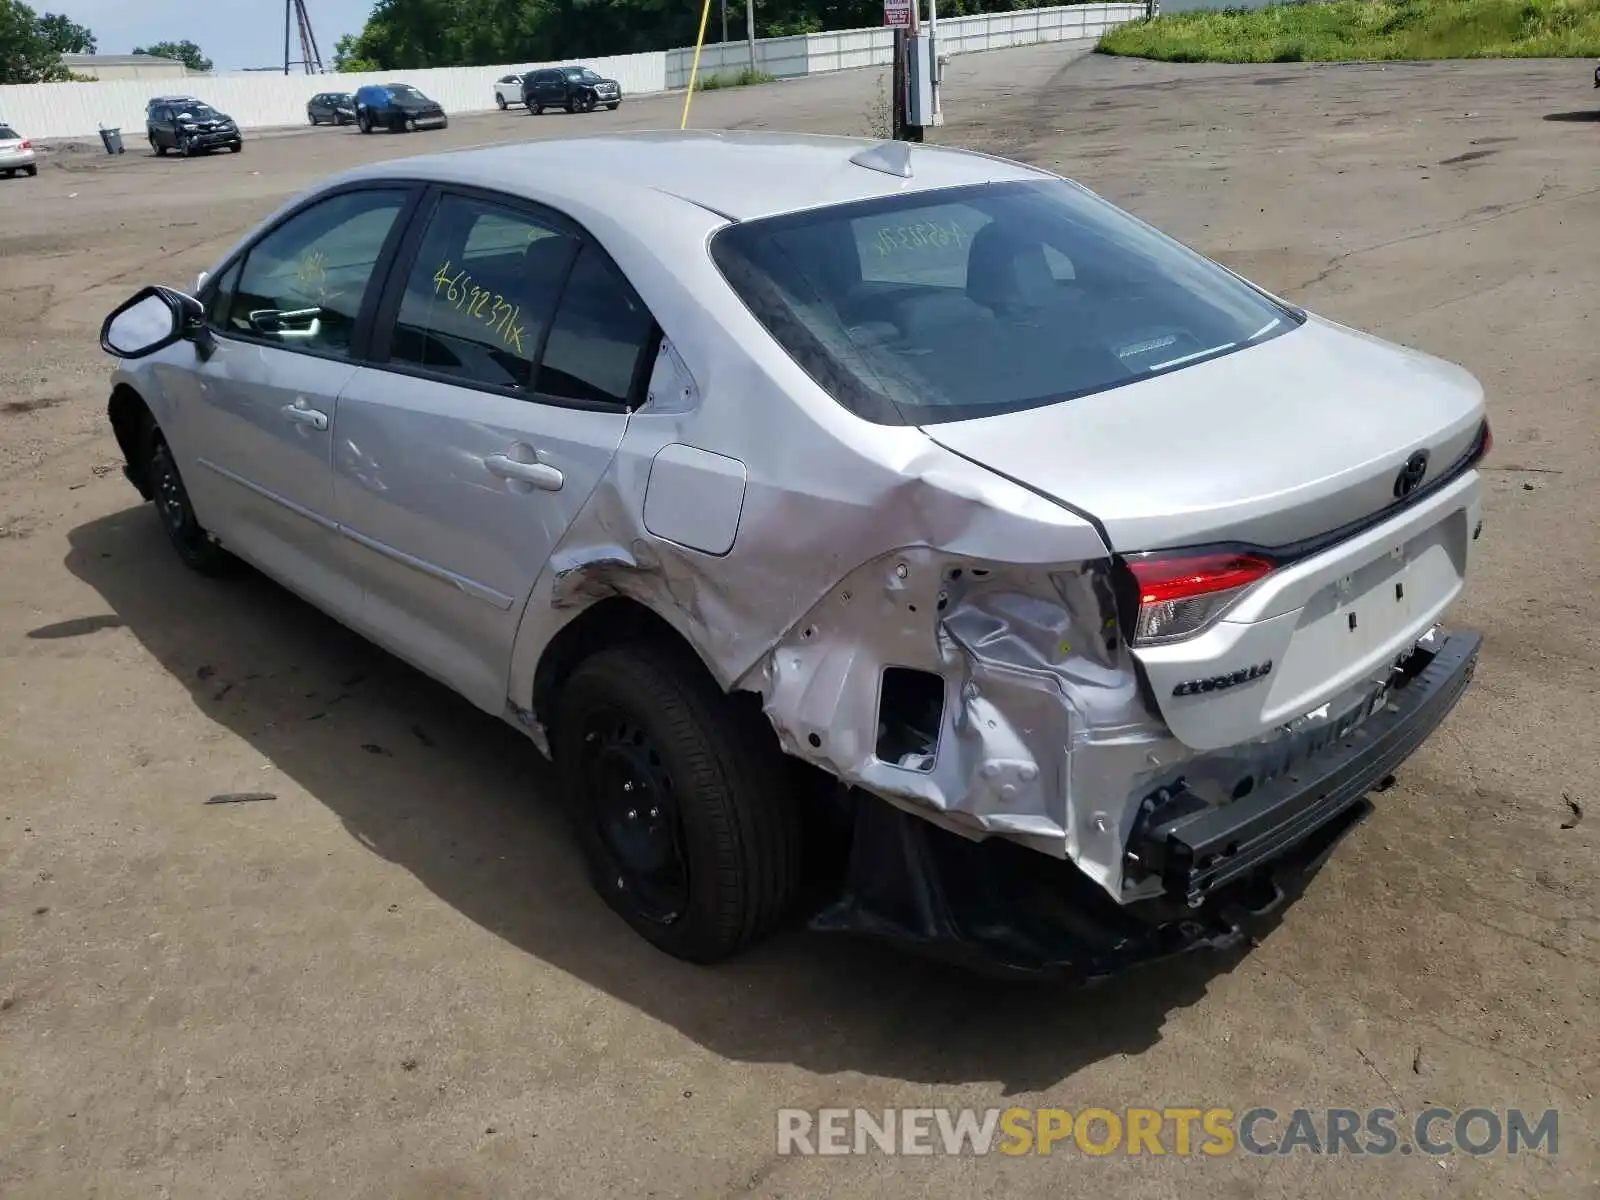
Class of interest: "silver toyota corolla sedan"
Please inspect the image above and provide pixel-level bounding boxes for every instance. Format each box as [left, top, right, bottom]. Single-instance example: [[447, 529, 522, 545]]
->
[[99, 131, 1489, 978]]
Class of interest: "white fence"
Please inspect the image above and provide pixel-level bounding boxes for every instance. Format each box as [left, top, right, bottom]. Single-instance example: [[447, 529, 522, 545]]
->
[[662, 4, 1142, 89], [0, 3, 1146, 141]]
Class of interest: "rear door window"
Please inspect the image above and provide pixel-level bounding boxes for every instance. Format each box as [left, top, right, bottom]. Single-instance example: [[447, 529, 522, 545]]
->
[[535, 244, 656, 407], [384, 193, 579, 392], [0, 126, 18, 139]]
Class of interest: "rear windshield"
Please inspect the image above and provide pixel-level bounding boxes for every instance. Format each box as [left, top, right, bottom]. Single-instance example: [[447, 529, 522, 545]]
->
[[0, 126, 17, 139], [709, 179, 1300, 425]]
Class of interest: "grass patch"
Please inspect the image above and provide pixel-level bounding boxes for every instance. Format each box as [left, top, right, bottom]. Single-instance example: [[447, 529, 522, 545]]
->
[[1098, 0, 1600, 63], [694, 67, 778, 90]]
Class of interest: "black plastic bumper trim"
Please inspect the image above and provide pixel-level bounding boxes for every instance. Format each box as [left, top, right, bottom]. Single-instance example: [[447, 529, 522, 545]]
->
[[1137, 631, 1481, 905]]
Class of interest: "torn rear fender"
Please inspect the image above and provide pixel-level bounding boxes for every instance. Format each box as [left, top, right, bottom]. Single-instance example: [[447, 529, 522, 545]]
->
[[737, 546, 1190, 896]]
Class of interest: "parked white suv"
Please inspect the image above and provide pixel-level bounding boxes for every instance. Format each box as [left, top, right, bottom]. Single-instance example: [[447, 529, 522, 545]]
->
[[0, 122, 37, 178], [494, 71, 530, 109]]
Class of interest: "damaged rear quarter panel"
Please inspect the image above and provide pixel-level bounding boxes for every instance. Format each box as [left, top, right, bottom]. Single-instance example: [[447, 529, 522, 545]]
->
[[503, 207, 1189, 900]]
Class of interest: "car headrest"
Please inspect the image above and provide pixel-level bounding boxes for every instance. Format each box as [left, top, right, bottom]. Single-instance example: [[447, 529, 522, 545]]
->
[[965, 221, 1055, 314]]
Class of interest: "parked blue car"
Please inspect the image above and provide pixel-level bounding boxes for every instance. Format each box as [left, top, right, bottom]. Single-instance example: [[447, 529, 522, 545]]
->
[[353, 83, 449, 134]]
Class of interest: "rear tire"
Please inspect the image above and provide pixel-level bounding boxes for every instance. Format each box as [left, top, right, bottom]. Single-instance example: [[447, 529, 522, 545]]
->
[[153, 141, 166, 156], [496, 93, 508, 110], [554, 641, 802, 963], [146, 431, 235, 577], [308, 112, 318, 125], [24, 164, 37, 176], [532, 102, 543, 115]]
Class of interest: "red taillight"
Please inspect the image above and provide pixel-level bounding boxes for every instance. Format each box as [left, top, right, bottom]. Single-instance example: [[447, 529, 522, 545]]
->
[[1127, 553, 1274, 645], [18, 139, 30, 150]]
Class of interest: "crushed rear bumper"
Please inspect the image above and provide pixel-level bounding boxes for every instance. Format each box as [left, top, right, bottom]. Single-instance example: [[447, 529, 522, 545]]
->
[[810, 630, 1481, 980]]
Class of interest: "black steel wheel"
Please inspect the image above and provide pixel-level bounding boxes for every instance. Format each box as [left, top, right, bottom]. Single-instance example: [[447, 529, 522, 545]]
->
[[579, 707, 692, 926], [146, 431, 234, 576], [555, 641, 802, 962]]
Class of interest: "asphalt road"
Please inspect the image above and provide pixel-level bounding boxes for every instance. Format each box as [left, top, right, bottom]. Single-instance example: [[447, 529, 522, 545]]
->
[[1, 41, 1596, 1199]]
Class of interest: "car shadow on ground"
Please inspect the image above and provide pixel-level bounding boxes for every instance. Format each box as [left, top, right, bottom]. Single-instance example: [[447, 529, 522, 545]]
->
[[62, 503, 1312, 1093], [1543, 110, 1600, 122]]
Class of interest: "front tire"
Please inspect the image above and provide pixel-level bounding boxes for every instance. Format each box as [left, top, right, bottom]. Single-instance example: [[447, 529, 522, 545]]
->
[[496, 93, 508, 110], [147, 432, 234, 577], [531, 101, 543, 114], [554, 641, 802, 963]]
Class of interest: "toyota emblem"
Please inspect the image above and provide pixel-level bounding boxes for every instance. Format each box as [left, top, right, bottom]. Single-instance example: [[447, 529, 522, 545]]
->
[[1394, 450, 1429, 498]]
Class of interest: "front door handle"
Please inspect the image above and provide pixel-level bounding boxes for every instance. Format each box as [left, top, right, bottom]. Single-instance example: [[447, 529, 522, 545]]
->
[[484, 453, 563, 491], [280, 401, 329, 431]]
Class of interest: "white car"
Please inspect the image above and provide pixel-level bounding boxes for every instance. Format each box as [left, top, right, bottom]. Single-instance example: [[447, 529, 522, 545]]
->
[[0, 122, 37, 178], [494, 71, 530, 109], [97, 132, 1488, 978]]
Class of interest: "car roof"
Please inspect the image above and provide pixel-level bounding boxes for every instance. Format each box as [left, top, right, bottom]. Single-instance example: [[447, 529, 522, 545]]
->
[[336, 130, 1050, 223]]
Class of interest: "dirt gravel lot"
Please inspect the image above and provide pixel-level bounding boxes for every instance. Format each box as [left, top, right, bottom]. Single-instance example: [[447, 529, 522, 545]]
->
[[2, 42, 1597, 1199]]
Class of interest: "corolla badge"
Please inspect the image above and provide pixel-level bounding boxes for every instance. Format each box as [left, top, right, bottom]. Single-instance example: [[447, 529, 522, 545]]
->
[[1172, 661, 1273, 697]]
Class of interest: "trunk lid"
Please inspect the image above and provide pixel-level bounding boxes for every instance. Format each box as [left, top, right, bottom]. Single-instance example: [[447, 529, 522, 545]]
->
[[925, 316, 1488, 750], [923, 316, 1485, 553]]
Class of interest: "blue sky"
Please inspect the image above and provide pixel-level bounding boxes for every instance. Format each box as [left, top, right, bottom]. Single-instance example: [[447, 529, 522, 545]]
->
[[63, 0, 374, 71]]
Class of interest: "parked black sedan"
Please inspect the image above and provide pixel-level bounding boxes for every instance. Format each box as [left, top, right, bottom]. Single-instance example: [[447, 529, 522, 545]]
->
[[307, 91, 357, 125], [522, 65, 623, 113]]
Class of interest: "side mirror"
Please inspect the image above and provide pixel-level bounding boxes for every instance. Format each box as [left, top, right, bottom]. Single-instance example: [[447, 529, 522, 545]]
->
[[100, 285, 204, 360]]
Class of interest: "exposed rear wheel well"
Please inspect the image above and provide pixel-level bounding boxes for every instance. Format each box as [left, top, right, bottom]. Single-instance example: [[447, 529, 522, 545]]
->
[[532, 597, 723, 738], [530, 595, 848, 851], [108, 384, 155, 498]]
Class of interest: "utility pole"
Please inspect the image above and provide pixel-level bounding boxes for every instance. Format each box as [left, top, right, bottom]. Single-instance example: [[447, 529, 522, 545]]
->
[[745, 0, 756, 73], [891, 0, 922, 142], [283, 0, 291, 75], [721, 0, 728, 49]]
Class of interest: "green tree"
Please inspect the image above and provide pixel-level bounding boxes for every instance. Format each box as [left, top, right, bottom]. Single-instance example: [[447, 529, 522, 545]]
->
[[132, 38, 212, 72], [36, 10, 93, 52], [339, 0, 1061, 69], [0, 0, 75, 82], [331, 32, 379, 72]]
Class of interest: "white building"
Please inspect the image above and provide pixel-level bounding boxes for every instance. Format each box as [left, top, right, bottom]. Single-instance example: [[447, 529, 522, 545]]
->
[[60, 53, 192, 81]]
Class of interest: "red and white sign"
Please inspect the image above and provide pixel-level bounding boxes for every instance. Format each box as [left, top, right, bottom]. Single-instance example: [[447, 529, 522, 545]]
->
[[883, 0, 911, 27]]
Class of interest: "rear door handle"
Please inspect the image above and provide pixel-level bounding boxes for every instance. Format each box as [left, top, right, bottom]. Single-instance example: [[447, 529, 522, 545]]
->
[[484, 453, 563, 491], [280, 402, 328, 431]]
